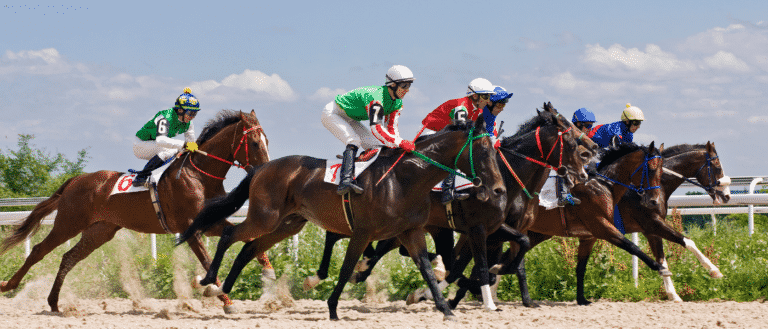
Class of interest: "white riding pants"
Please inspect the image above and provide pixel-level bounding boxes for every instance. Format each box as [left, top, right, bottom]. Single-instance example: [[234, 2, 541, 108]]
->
[[321, 101, 382, 149]]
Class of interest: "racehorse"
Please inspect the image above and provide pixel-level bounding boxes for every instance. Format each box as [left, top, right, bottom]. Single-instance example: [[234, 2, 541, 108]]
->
[[302, 103, 595, 311], [510, 142, 730, 305], [177, 118, 506, 320], [446, 140, 668, 307], [0, 110, 269, 313]]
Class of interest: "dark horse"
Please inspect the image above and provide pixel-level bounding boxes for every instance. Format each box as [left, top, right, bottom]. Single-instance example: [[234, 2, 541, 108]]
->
[[177, 118, 506, 320], [0, 110, 269, 313], [440, 140, 669, 308], [508, 142, 731, 305], [302, 103, 595, 311]]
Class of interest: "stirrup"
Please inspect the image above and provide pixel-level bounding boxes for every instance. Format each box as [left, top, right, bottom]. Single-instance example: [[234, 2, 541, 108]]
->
[[337, 180, 363, 195]]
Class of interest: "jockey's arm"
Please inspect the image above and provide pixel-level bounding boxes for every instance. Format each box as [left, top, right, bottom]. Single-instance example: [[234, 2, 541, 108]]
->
[[153, 116, 186, 150], [368, 102, 403, 148]]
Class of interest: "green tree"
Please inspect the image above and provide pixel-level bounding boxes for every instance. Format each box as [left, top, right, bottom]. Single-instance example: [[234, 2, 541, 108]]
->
[[0, 134, 89, 197]]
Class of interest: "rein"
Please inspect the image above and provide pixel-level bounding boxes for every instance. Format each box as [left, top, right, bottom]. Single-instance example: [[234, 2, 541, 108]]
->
[[596, 153, 662, 195], [189, 124, 264, 180], [663, 153, 727, 193], [411, 125, 489, 183]]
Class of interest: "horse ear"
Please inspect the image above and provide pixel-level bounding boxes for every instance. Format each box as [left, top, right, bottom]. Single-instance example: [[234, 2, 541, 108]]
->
[[648, 140, 655, 152], [250, 109, 256, 117], [706, 141, 713, 153], [659, 143, 664, 154]]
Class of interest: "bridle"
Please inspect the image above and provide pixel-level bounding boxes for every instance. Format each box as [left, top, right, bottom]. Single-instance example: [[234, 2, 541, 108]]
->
[[662, 151, 729, 193], [188, 122, 265, 180], [596, 151, 662, 196]]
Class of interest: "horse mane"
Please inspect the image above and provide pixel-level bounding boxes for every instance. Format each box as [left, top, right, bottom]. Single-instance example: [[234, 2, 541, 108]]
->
[[661, 143, 704, 158], [498, 110, 554, 148], [597, 143, 646, 171], [196, 110, 243, 146]]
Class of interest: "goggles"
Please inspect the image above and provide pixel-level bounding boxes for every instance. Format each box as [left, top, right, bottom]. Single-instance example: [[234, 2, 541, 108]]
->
[[176, 108, 199, 119], [397, 82, 412, 90], [628, 120, 642, 127], [479, 94, 490, 100], [577, 122, 594, 129]]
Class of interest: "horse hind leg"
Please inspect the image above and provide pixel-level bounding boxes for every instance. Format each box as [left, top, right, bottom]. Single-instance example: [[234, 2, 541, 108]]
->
[[645, 235, 682, 302], [1, 214, 89, 293], [305, 231, 345, 291], [47, 222, 121, 312], [184, 234, 237, 314], [683, 237, 723, 278]]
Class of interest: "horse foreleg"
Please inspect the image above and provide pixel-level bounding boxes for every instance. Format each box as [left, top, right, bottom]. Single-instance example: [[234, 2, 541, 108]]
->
[[398, 228, 455, 321], [488, 224, 530, 276], [466, 224, 496, 311], [645, 235, 682, 302], [603, 234, 669, 275], [200, 225, 237, 286], [350, 238, 399, 284], [575, 238, 597, 305], [682, 237, 723, 278], [305, 231, 346, 291], [327, 233, 372, 320], [184, 234, 237, 312], [48, 222, 121, 312]]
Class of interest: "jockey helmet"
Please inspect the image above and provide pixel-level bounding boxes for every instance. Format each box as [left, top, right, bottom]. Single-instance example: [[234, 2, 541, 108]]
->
[[385, 65, 415, 86], [490, 86, 513, 103], [621, 103, 645, 122], [572, 108, 596, 124], [175, 87, 200, 112], [466, 78, 495, 96]]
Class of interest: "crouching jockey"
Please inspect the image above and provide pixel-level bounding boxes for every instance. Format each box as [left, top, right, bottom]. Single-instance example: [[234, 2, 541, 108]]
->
[[554, 107, 598, 206], [589, 103, 644, 148], [132, 87, 200, 187], [321, 65, 416, 195], [422, 78, 496, 205]]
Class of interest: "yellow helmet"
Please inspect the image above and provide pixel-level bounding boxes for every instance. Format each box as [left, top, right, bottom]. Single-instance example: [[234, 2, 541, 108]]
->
[[621, 103, 644, 122]]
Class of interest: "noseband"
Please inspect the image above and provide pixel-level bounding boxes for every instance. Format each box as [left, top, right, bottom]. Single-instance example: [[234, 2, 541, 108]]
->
[[662, 152, 729, 193]]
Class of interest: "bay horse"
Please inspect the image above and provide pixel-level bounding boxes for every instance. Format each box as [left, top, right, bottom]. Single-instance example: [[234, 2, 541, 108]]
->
[[514, 142, 730, 305], [302, 103, 595, 311], [447, 140, 668, 307], [0, 110, 269, 313], [177, 118, 506, 320]]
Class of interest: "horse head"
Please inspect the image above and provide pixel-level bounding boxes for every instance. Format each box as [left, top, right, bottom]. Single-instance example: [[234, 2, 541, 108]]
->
[[539, 102, 594, 187], [232, 110, 271, 171], [598, 141, 665, 209], [699, 141, 731, 204]]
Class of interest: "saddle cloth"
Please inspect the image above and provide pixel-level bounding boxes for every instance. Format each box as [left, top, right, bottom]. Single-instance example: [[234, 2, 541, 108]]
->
[[323, 148, 382, 185], [110, 159, 174, 196]]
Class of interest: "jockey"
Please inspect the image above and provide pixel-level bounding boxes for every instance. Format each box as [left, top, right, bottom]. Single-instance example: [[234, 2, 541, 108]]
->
[[589, 103, 644, 148], [422, 78, 496, 205], [572, 107, 596, 133], [133, 87, 200, 187], [321, 65, 416, 195], [482, 85, 513, 140]]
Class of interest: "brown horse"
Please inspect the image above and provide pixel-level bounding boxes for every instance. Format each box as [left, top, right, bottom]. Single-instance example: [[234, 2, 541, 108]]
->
[[522, 142, 729, 305], [177, 118, 506, 320], [302, 103, 595, 311], [484, 140, 669, 306], [0, 110, 269, 313]]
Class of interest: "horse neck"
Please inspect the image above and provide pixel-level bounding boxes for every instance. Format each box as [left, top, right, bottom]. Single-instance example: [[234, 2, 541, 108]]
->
[[603, 150, 645, 202], [662, 148, 706, 199], [185, 124, 241, 183], [399, 131, 471, 193], [498, 139, 552, 202]]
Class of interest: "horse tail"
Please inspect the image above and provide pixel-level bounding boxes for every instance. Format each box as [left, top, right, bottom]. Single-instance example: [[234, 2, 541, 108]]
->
[[177, 169, 256, 245], [0, 177, 74, 254]]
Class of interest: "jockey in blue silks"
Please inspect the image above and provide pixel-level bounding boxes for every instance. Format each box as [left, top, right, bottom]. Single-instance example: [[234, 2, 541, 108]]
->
[[589, 103, 644, 148], [572, 107, 596, 133], [482, 85, 513, 143]]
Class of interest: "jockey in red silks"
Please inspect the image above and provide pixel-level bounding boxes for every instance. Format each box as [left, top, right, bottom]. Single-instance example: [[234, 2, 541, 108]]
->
[[321, 65, 416, 195], [421, 78, 497, 205]]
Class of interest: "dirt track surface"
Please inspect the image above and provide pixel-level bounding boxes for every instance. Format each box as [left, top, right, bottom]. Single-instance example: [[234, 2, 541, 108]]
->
[[0, 296, 766, 329]]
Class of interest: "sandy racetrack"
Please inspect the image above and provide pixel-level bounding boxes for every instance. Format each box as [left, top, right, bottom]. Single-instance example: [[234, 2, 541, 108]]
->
[[0, 296, 766, 329]]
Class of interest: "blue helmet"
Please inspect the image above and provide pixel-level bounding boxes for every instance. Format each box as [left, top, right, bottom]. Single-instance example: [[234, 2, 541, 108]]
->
[[174, 87, 200, 112], [572, 107, 595, 124], [489, 86, 513, 103]]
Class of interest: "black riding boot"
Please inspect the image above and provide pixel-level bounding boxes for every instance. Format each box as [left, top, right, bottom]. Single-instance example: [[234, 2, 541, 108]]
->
[[337, 144, 364, 195], [133, 155, 165, 187], [441, 173, 469, 205], [556, 175, 581, 206]]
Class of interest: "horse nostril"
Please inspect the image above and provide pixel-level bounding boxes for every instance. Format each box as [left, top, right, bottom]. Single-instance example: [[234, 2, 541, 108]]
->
[[495, 188, 506, 196]]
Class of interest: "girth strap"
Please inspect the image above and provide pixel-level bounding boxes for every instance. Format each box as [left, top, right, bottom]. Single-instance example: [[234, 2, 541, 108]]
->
[[342, 192, 355, 232], [148, 182, 173, 234]]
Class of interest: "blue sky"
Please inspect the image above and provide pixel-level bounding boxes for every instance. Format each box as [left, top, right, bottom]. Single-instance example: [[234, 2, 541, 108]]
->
[[2, 1, 767, 190]]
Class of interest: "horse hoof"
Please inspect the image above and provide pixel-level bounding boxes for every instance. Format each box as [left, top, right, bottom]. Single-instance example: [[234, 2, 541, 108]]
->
[[203, 285, 224, 297], [354, 257, 370, 272], [0, 281, 8, 292], [406, 290, 426, 305], [223, 303, 239, 314], [659, 268, 673, 277], [191, 275, 204, 289], [483, 305, 498, 312], [303, 275, 320, 291], [444, 314, 457, 322], [710, 269, 724, 278], [488, 264, 502, 275], [262, 268, 277, 281]]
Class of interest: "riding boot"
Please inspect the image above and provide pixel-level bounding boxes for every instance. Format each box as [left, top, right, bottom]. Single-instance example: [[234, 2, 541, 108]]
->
[[133, 155, 165, 187], [556, 175, 581, 206], [441, 173, 469, 205], [337, 144, 364, 195]]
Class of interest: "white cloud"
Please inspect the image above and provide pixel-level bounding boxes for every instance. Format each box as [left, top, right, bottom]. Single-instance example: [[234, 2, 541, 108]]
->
[[189, 69, 296, 102], [583, 43, 695, 73], [5, 48, 61, 64], [704, 51, 749, 71], [748, 116, 768, 124], [308, 87, 346, 102]]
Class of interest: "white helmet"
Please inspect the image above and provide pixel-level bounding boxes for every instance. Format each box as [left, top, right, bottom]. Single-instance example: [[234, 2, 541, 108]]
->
[[621, 103, 645, 121], [385, 65, 414, 86], [467, 78, 495, 95]]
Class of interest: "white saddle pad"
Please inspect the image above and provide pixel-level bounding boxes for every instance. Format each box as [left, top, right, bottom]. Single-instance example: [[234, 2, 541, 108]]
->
[[538, 176, 559, 210], [323, 148, 382, 185], [110, 159, 174, 195]]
